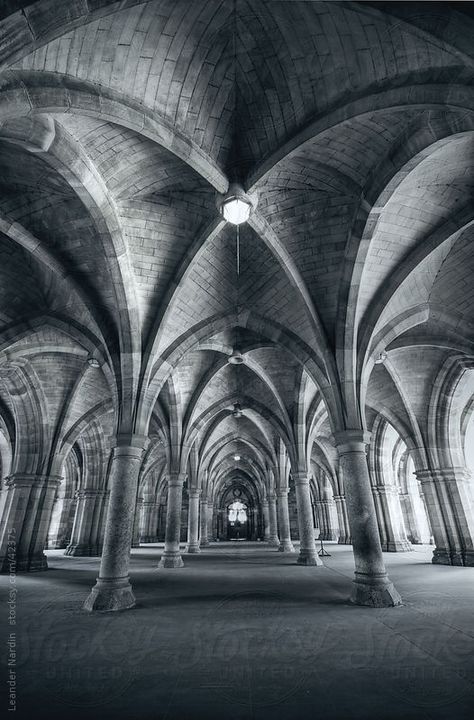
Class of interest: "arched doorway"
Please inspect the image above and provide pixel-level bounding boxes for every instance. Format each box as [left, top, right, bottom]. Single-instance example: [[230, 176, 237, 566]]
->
[[215, 476, 263, 541], [227, 500, 248, 540]]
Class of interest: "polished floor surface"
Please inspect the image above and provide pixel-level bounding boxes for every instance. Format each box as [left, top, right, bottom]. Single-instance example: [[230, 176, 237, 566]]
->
[[1, 542, 473, 720]]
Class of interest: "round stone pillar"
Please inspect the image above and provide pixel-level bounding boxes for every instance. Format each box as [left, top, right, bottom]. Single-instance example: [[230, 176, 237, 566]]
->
[[83, 437, 146, 612], [261, 499, 270, 541], [267, 493, 280, 547], [372, 484, 412, 552], [416, 467, 474, 566], [131, 495, 143, 548], [140, 500, 159, 542], [0, 474, 61, 572], [293, 473, 322, 565], [276, 489, 295, 552], [47, 492, 75, 549], [186, 489, 201, 553], [335, 431, 402, 607], [65, 489, 104, 556], [200, 498, 209, 546], [316, 499, 339, 541], [159, 473, 185, 568], [334, 494, 351, 544]]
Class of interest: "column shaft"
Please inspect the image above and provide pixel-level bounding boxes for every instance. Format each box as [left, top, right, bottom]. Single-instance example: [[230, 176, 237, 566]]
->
[[47, 494, 75, 549], [417, 467, 474, 566], [159, 473, 185, 568], [336, 431, 401, 607], [293, 474, 322, 565], [372, 485, 412, 552], [276, 490, 295, 552], [186, 490, 201, 553], [200, 499, 209, 546], [140, 501, 159, 542], [83, 439, 145, 612], [65, 489, 105, 556], [0, 475, 60, 572], [334, 494, 351, 544], [267, 494, 280, 547], [262, 500, 270, 541]]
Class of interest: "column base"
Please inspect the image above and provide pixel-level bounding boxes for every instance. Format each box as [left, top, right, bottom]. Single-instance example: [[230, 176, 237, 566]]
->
[[140, 536, 159, 543], [350, 572, 402, 608], [200, 540, 210, 547], [185, 544, 201, 553], [320, 532, 339, 541], [338, 536, 352, 545], [278, 541, 295, 552], [297, 550, 323, 566], [383, 540, 413, 552], [131, 542, 141, 548], [432, 548, 471, 566], [83, 577, 136, 612], [1, 553, 49, 573], [64, 544, 102, 557], [158, 552, 184, 568], [268, 538, 280, 548]]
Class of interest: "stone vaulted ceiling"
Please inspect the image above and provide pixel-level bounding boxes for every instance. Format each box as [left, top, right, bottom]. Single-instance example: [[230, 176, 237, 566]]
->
[[0, 0, 473, 489]]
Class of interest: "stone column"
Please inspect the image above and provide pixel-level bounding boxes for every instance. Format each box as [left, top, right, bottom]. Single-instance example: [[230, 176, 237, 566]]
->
[[267, 492, 280, 547], [293, 473, 322, 565], [372, 484, 412, 552], [416, 467, 474, 566], [96, 490, 109, 551], [276, 489, 295, 552], [159, 473, 185, 568], [335, 431, 401, 607], [200, 498, 209, 546], [140, 500, 159, 542], [0, 474, 61, 572], [316, 499, 339, 541], [186, 489, 201, 553], [47, 492, 75, 549], [208, 502, 215, 541], [83, 437, 145, 612], [334, 494, 351, 544], [261, 499, 270, 541], [65, 489, 105, 556], [131, 495, 143, 548]]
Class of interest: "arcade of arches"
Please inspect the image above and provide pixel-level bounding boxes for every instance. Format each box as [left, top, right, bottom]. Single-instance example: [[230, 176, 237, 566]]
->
[[0, 0, 474, 716]]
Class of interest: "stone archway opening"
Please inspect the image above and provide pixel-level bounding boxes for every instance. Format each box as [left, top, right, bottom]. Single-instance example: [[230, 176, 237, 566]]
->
[[227, 500, 248, 540]]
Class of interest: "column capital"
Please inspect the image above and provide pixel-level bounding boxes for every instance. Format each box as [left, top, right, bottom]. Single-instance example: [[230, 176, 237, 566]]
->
[[5, 474, 62, 488], [167, 472, 186, 487], [114, 433, 149, 448], [292, 472, 309, 486], [334, 430, 371, 454], [276, 487, 290, 497], [188, 488, 201, 498], [416, 467, 473, 484]]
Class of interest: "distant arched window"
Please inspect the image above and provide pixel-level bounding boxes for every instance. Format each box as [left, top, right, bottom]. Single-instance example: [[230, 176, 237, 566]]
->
[[228, 501, 247, 523]]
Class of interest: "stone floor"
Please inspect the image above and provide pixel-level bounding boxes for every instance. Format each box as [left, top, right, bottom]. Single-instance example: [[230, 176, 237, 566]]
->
[[1, 542, 473, 720]]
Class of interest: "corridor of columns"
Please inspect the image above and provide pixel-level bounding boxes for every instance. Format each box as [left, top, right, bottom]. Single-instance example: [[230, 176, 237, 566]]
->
[[0, 1, 474, 718]]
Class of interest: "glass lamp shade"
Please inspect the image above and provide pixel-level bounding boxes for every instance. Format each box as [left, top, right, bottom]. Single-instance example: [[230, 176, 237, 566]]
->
[[87, 356, 101, 368], [228, 349, 244, 365], [221, 197, 252, 225], [233, 454, 241, 461]]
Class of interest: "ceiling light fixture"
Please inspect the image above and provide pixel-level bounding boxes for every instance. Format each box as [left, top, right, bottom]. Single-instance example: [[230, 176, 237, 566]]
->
[[87, 356, 101, 368], [217, 183, 257, 226], [228, 349, 245, 365], [374, 351, 388, 365], [233, 454, 241, 461]]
